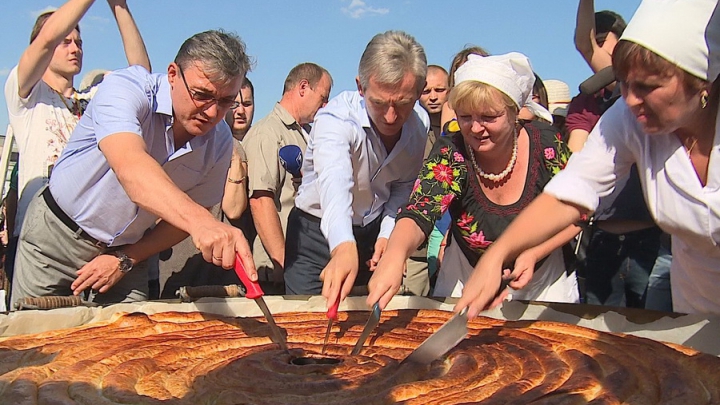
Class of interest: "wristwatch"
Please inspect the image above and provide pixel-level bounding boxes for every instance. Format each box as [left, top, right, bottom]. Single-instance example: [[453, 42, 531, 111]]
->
[[111, 250, 134, 273]]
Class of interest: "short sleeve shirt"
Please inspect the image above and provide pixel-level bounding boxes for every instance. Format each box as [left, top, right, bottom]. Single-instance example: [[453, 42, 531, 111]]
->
[[243, 103, 307, 230], [48, 66, 232, 246], [4, 66, 97, 236]]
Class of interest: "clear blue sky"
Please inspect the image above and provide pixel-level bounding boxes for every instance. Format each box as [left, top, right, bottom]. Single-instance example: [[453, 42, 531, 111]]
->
[[0, 0, 641, 133]]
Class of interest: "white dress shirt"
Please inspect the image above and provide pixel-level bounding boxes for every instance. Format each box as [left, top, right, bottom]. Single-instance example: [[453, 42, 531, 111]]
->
[[295, 90, 430, 252], [545, 99, 720, 314]]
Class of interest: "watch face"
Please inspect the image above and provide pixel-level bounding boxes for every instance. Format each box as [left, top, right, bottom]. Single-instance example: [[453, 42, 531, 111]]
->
[[119, 258, 133, 273], [116, 252, 133, 273]]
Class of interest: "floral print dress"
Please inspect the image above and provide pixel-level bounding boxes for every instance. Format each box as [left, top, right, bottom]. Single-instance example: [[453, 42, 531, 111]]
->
[[397, 120, 578, 300]]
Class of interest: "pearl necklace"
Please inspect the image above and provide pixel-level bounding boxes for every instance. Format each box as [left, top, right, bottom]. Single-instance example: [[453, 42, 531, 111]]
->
[[468, 129, 518, 182]]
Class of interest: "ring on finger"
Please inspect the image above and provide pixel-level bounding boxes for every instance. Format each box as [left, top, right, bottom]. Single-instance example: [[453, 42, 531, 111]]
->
[[212, 256, 222, 261]]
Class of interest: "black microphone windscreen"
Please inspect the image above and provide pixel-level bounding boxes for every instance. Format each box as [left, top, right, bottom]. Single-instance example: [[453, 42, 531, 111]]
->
[[579, 66, 616, 95]]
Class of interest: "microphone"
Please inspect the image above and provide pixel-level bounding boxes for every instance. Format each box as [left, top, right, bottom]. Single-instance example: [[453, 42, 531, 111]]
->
[[579, 66, 616, 95], [279, 145, 303, 177]]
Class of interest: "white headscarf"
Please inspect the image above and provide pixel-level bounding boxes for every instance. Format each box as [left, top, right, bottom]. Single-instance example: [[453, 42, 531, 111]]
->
[[621, 0, 720, 82], [454, 53, 553, 123]]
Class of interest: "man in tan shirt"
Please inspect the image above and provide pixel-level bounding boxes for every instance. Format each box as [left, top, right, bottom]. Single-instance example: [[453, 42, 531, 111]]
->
[[243, 63, 332, 290], [419, 65, 449, 156]]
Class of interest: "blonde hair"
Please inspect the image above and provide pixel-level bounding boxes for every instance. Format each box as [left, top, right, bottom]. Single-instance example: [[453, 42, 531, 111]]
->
[[449, 81, 518, 119]]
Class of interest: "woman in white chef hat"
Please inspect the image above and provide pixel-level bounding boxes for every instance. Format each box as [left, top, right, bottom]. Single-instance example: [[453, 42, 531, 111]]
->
[[456, 0, 720, 317]]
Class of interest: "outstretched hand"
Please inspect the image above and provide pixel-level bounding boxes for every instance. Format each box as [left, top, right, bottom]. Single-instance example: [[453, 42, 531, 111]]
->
[[367, 248, 406, 310], [320, 241, 358, 310]]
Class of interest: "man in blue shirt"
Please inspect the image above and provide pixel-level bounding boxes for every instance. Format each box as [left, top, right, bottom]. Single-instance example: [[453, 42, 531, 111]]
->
[[11, 30, 257, 306], [284, 31, 430, 308]]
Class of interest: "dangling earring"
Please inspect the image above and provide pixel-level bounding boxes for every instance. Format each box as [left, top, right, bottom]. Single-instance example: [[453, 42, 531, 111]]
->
[[700, 90, 709, 109]]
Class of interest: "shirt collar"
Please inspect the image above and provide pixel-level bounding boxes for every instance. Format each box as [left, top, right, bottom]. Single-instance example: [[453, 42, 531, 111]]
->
[[359, 96, 372, 129], [273, 103, 300, 127], [156, 74, 173, 117]]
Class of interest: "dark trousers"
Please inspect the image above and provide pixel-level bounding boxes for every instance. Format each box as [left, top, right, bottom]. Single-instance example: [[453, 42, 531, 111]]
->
[[284, 207, 380, 295], [584, 226, 662, 308]]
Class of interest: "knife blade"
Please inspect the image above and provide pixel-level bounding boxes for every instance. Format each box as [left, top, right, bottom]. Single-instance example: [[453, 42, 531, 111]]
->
[[401, 276, 513, 365], [351, 302, 381, 355], [321, 295, 340, 354], [401, 307, 468, 365], [234, 253, 288, 351]]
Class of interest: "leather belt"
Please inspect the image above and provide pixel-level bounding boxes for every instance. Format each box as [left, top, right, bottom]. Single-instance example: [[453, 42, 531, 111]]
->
[[42, 187, 108, 249]]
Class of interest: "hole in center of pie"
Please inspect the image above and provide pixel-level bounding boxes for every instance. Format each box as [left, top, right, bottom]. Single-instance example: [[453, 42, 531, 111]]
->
[[290, 356, 343, 366]]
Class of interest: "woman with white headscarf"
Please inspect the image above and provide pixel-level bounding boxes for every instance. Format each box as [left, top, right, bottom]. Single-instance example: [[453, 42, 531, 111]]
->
[[456, 0, 720, 317], [367, 52, 580, 310]]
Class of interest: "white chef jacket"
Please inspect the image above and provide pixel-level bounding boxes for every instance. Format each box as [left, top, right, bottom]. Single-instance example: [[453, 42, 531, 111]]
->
[[545, 99, 720, 314]]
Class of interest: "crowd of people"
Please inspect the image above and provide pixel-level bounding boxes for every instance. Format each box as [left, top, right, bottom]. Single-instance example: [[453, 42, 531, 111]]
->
[[1, 0, 719, 319]]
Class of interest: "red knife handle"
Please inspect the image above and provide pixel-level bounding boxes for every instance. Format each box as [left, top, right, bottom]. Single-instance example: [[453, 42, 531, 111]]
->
[[327, 295, 340, 320], [235, 253, 263, 299]]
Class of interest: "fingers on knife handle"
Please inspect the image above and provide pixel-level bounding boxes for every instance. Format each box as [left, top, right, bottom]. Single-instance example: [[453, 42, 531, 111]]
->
[[235, 253, 263, 299]]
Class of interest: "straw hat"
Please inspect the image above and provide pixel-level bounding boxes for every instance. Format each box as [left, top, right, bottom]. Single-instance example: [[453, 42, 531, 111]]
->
[[544, 79, 571, 117]]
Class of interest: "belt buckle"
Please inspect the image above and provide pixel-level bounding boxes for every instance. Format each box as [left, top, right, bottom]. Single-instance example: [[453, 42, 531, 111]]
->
[[89, 236, 107, 249]]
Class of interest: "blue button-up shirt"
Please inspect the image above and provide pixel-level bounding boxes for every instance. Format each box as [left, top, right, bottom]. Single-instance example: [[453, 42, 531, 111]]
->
[[295, 90, 429, 251], [49, 65, 232, 246]]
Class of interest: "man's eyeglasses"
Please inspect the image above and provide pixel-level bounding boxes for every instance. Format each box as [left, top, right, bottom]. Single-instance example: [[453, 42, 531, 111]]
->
[[177, 64, 240, 109]]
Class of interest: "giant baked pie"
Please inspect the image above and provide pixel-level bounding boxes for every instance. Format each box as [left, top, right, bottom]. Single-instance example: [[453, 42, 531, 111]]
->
[[0, 310, 717, 404]]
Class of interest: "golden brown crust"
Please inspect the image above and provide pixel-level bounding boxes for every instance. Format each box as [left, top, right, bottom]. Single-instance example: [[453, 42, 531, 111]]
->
[[0, 310, 717, 404]]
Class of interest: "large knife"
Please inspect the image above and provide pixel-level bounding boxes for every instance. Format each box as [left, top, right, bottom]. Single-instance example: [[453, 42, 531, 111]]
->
[[401, 277, 512, 365], [401, 307, 468, 365], [234, 253, 288, 351], [351, 302, 381, 355]]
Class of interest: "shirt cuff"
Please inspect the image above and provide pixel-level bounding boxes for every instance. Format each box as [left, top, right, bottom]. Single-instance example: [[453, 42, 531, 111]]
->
[[326, 228, 356, 253], [378, 215, 396, 240]]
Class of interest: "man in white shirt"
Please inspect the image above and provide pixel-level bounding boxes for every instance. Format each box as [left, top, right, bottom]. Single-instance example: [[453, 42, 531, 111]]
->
[[4, 0, 150, 283], [284, 30, 430, 306], [6, 0, 150, 238]]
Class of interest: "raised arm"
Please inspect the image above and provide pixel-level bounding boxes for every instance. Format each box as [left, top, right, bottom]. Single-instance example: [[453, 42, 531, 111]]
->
[[574, 0, 612, 73], [108, 0, 151, 71], [16, 0, 95, 98]]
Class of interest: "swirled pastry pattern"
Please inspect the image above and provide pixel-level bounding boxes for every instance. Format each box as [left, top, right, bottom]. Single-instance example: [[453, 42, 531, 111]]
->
[[0, 309, 718, 404]]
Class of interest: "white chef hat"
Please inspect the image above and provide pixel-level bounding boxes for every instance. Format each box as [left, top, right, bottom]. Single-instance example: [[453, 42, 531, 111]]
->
[[621, 0, 720, 81], [454, 53, 553, 122]]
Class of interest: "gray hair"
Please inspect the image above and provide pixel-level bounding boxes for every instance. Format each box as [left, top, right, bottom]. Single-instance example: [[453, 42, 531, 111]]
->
[[358, 30, 427, 94], [174, 30, 252, 85]]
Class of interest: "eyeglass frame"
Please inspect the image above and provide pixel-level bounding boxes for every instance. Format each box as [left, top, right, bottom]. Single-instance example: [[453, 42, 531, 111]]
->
[[176, 64, 240, 110]]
